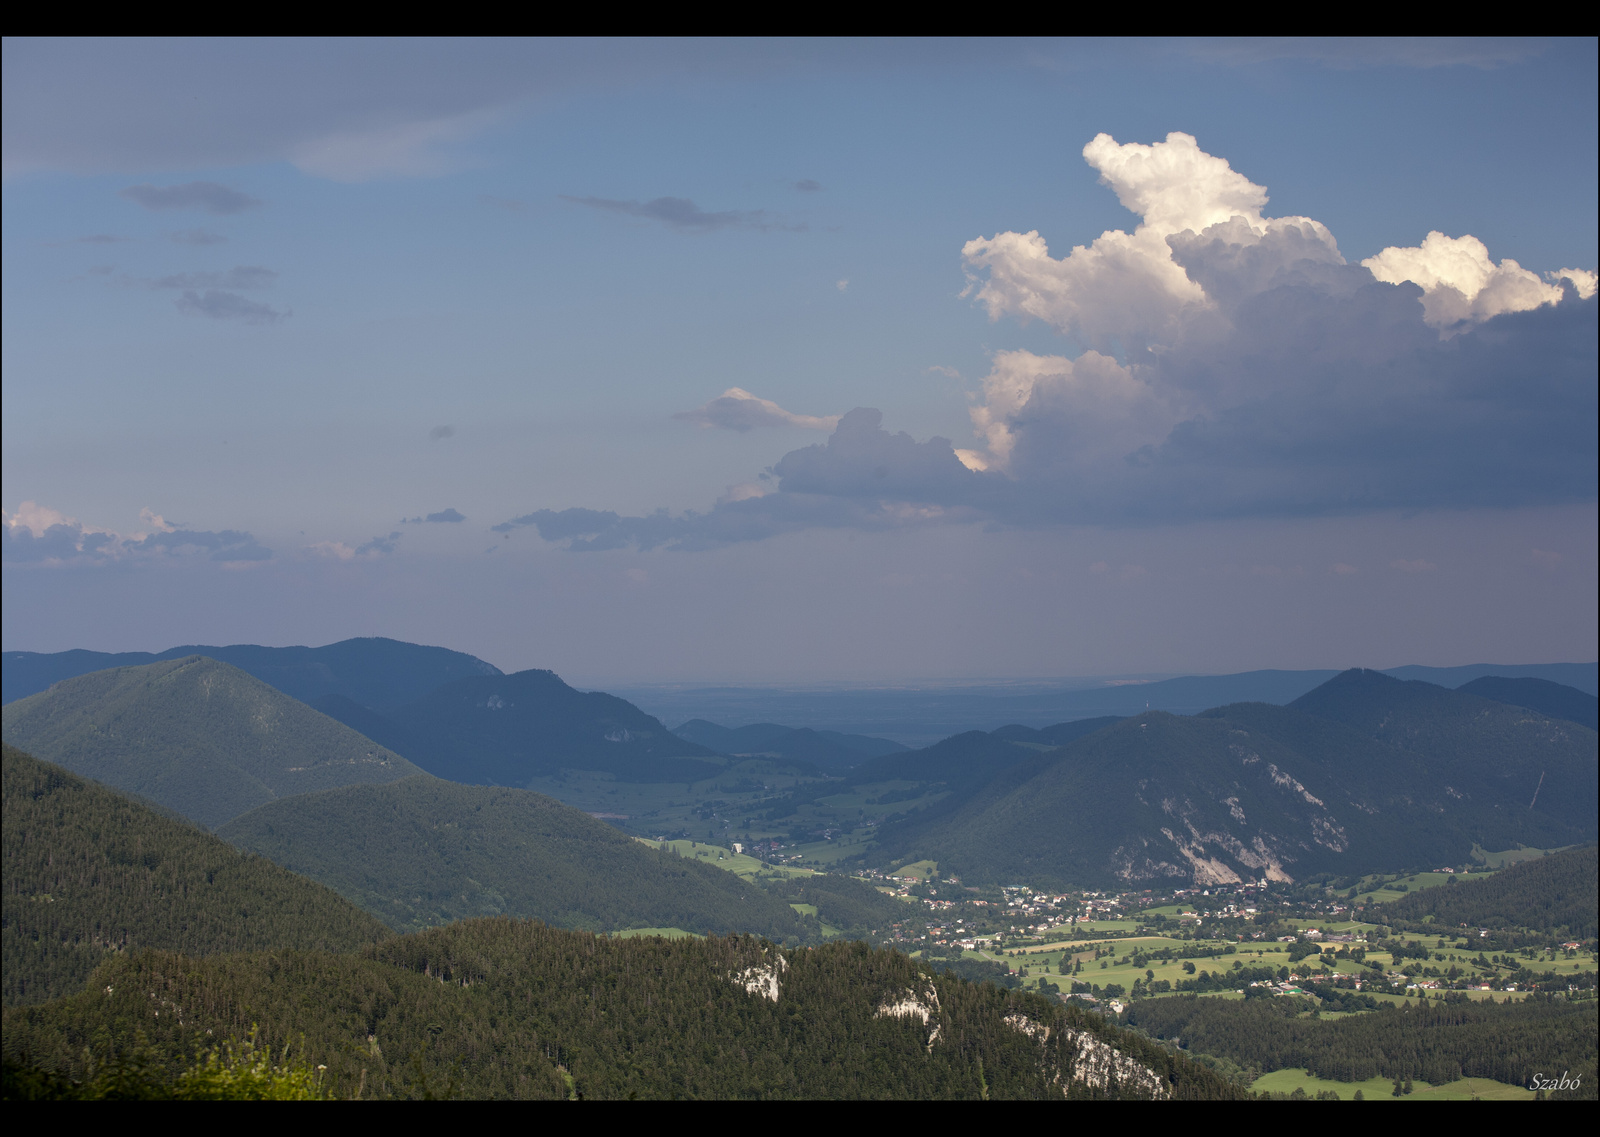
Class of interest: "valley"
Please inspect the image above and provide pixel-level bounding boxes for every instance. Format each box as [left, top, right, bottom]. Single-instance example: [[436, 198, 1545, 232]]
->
[[2, 638, 1595, 1100]]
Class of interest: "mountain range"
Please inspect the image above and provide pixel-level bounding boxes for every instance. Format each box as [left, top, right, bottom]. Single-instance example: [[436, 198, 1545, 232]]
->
[[861, 669, 1598, 886]]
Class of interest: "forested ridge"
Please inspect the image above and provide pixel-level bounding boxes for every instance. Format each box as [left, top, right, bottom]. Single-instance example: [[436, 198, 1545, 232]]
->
[[1124, 993, 1597, 1098], [2, 918, 1245, 1100], [1, 657, 423, 828], [1383, 845, 1598, 937], [1, 746, 392, 1008], [217, 776, 806, 939]]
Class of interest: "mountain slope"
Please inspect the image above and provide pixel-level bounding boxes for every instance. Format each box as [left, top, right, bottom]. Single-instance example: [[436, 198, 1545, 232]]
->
[[1287, 669, 1597, 838], [1383, 844, 1598, 937], [1, 745, 391, 1008], [1456, 675, 1599, 731], [3, 919, 1244, 1099], [2, 637, 501, 709], [1, 657, 424, 828], [217, 776, 805, 939], [865, 671, 1599, 887], [372, 669, 725, 785]]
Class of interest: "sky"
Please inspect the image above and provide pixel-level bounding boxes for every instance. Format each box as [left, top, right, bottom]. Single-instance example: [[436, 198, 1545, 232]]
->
[[3, 37, 1596, 684]]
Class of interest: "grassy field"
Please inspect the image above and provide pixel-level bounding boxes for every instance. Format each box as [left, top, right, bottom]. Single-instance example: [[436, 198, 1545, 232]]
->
[[1250, 1067, 1535, 1100], [642, 838, 816, 881], [1473, 843, 1572, 869], [888, 860, 939, 882], [612, 927, 701, 939]]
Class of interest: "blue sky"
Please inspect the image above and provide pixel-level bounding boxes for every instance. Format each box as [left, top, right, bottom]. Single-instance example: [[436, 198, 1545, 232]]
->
[[3, 38, 1596, 683]]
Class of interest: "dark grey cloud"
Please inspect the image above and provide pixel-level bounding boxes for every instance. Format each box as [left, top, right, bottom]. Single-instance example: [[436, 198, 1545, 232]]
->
[[138, 528, 272, 561], [562, 195, 804, 233], [174, 290, 288, 324], [119, 181, 261, 214], [405, 508, 467, 524], [429, 425, 456, 440], [2, 515, 270, 565], [496, 277, 1596, 550], [795, 179, 822, 192], [168, 228, 227, 246], [355, 531, 402, 556], [152, 265, 276, 290]]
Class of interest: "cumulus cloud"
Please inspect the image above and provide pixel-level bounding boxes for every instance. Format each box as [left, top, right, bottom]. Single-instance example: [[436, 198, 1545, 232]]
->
[[174, 290, 288, 324], [356, 532, 402, 556], [119, 181, 261, 214], [675, 388, 840, 432], [2, 501, 269, 565], [503, 131, 1595, 550], [563, 195, 803, 233], [1361, 232, 1579, 328]]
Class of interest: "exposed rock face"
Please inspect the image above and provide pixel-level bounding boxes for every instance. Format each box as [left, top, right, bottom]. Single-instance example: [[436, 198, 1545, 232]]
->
[[876, 981, 943, 1051], [732, 951, 786, 1001], [1003, 1012, 1169, 1099], [1061, 1028, 1169, 1098]]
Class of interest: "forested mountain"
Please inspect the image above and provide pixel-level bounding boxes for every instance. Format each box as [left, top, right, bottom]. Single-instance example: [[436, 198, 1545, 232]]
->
[[1383, 845, 1598, 937], [1124, 994, 1596, 1098], [328, 669, 724, 785], [671, 720, 905, 769], [1, 657, 424, 829], [859, 671, 1598, 887], [1456, 675, 1599, 731], [1285, 670, 1597, 840], [1, 746, 391, 1008], [217, 776, 805, 939], [2, 918, 1244, 1100], [2, 637, 501, 709]]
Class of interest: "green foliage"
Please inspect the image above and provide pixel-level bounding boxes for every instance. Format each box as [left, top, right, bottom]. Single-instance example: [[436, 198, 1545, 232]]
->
[[1, 657, 424, 828], [1383, 845, 1597, 937], [2, 919, 1246, 1100], [217, 776, 807, 940], [4, 1028, 330, 1100], [766, 874, 907, 936], [1, 746, 392, 1008], [1125, 992, 1598, 1089]]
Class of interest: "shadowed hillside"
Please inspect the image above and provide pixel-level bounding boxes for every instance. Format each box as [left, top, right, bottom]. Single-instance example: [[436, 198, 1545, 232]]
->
[[218, 776, 807, 939], [2, 746, 391, 1008], [1, 658, 424, 828]]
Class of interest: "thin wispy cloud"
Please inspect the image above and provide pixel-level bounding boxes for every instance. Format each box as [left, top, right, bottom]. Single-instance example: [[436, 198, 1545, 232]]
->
[[151, 265, 276, 291], [174, 290, 288, 324], [795, 179, 823, 192], [168, 228, 227, 246], [119, 181, 261, 215], [562, 195, 805, 233], [675, 388, 840, 432]]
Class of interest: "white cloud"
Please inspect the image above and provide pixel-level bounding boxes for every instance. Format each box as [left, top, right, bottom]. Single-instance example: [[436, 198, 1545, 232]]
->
[[3, 501, 268, 564], [675, 388, 841, 432], [961, 131, 1341, 347], [1362, 232, 1567, 328], [963, 348, 1176, 472]]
